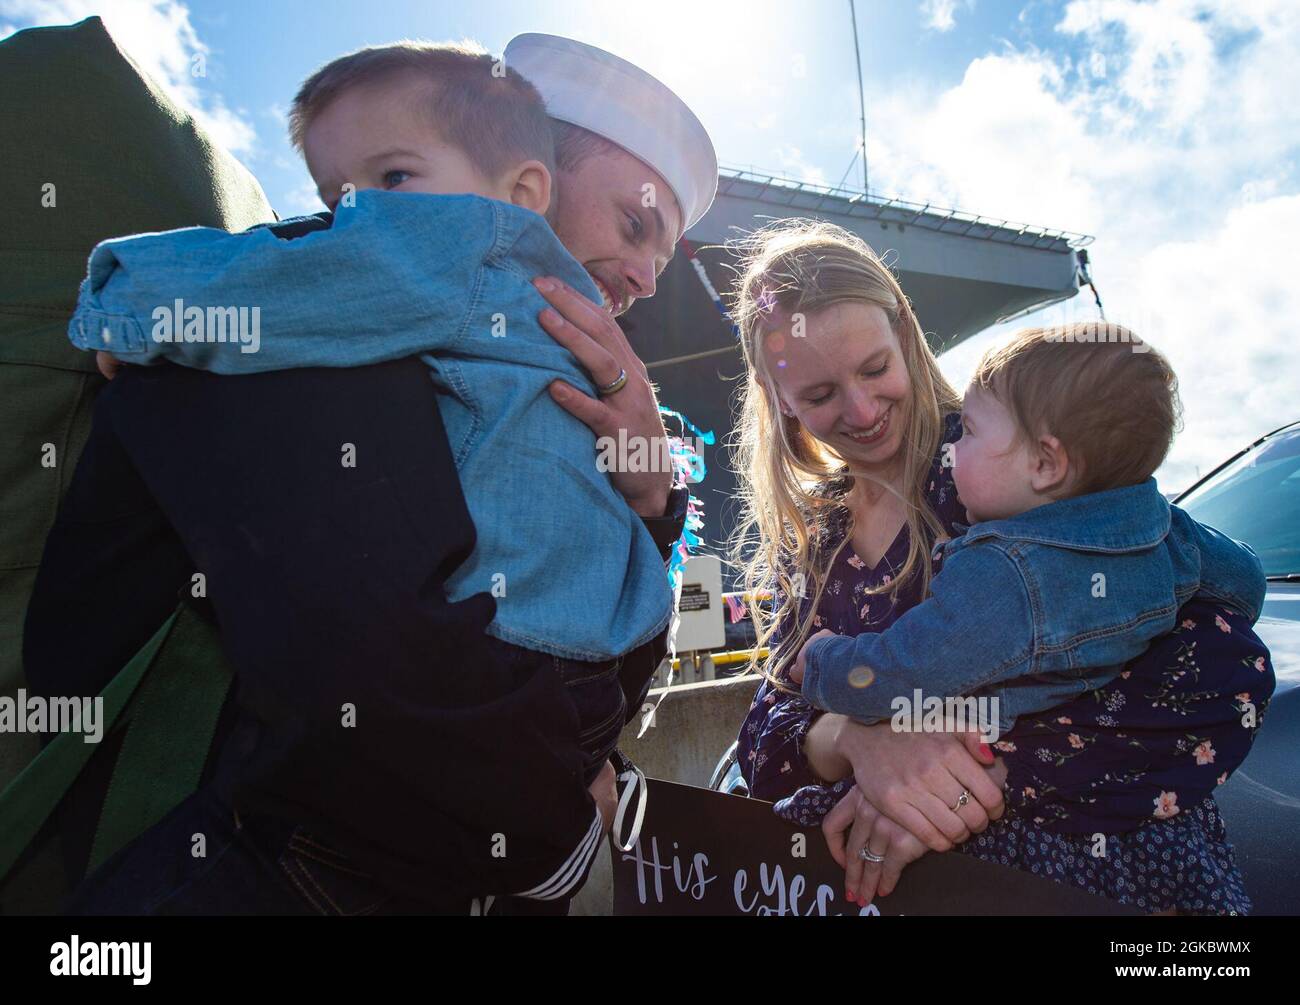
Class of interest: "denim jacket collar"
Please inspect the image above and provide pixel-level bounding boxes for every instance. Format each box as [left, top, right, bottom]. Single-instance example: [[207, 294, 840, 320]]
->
[[946, 477, 1171, 557]]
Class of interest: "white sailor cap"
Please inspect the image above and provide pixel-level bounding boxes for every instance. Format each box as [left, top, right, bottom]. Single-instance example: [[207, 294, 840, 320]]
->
[[504, 32, 718, 236]]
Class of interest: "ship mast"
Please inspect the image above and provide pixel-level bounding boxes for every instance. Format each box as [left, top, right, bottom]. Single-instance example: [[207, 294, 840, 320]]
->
[[849, 0, 869, 197]]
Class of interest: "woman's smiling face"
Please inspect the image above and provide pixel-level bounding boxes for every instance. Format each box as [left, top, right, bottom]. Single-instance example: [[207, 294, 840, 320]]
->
[[762, 300, 912, 470]]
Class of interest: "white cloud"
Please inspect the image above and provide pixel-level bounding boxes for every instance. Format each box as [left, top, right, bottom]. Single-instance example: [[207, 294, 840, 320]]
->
[[1060, 0, 1214, 126], [1121, 193, 1300, 488], [0, 0, 257, 159], [921, 0, 974, 33], [863, 0, 1300, 493], [280, 177, 325, 216], [939, 192, 1300, 491], [773, 145, 830, 188]]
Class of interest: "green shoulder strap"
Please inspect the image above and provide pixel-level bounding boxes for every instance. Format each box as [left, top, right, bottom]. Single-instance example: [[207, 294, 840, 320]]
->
[[87, 606, 232, 873], [0, 603, 234, 887], [0, 609, 179, 881]]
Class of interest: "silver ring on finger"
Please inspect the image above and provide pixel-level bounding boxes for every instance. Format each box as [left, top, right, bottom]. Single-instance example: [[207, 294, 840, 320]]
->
[[858, 847, 886, 864], [950, 789, 971, 812], [596, 368, 628, 397]]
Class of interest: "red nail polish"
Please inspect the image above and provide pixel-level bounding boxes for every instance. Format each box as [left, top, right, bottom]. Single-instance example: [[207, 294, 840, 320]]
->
[[979, 743, 993, 760], [845, 887, 854, 901]]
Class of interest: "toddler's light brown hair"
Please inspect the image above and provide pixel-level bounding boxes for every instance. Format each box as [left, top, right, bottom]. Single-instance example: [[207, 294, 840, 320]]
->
[[970, 322, 1182, 496]]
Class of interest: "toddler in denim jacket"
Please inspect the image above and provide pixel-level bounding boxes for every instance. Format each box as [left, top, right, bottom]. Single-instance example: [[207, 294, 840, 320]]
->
[[792, 325, 1272, 826], [790, 321, 1268, 754], [786, 325, 1274, 912]]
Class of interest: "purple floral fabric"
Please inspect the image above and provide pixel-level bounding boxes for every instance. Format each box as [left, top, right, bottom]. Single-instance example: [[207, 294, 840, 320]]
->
[[737, 412, 966, 803]]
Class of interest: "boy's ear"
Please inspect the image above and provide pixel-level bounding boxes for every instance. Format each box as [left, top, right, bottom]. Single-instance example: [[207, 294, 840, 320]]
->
[[506, 160, 552, 216], [1030, 433, 1075, 496]]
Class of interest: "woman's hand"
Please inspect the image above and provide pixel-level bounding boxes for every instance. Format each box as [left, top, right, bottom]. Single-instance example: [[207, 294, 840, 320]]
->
[[823, 786, 929, 906], [533, 276, 673, 517], [807, 714, 1005, 853]]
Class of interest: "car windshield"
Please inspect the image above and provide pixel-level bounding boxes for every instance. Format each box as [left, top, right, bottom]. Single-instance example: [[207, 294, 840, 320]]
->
[[1178, 425, 1300, 578]]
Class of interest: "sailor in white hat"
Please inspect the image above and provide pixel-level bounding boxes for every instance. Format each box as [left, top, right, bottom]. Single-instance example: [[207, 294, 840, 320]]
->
[[505, 32, 718, 318], [502, 32, 718, 525]]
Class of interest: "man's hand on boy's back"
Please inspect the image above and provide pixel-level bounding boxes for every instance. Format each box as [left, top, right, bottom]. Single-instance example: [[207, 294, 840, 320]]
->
[[589, 758, 619, 835], [533, 276, 674, 517]]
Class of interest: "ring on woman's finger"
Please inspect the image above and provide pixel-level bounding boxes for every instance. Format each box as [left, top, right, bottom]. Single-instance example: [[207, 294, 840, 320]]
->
[[596, 368, 628, 397], [949, 789, 971, 812], [858, 847, 886, 864]]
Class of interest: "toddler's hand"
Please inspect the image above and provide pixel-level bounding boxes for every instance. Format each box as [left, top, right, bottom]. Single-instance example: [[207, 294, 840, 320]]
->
[[788, 628, 836, 686], [96, 351, 124, 381]]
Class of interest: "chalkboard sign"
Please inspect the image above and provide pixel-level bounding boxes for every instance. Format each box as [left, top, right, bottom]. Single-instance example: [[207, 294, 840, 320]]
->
[[611, 779, 1137, 916]]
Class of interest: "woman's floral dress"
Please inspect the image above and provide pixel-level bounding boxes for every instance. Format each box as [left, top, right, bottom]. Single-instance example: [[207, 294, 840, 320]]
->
[[736, 412, 1273, 914]]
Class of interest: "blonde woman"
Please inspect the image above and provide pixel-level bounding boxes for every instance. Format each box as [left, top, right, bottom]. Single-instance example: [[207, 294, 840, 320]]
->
[[731, 221, 1264, 914], [731, 220, 1003, 902]]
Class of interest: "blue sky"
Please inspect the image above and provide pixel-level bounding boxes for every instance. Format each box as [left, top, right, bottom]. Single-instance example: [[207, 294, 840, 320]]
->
[[3, 0, 1297, 491], [8, 1, 1107, 218]]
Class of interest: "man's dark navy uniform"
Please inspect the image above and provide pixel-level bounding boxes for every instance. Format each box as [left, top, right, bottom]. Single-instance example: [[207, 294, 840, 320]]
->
[[24, 212, 687, 913]]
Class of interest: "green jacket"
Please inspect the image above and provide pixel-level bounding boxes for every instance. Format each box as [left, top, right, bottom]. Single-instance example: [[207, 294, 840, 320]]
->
[[0, 15, 273, 910]]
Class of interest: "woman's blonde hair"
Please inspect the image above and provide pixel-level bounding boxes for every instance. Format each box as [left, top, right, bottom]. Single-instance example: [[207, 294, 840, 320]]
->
[[726, 219, 962, 688]]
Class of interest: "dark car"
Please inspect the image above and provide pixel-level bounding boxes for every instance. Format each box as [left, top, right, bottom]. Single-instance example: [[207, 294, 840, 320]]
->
[[1175, 419, 1300, 915]]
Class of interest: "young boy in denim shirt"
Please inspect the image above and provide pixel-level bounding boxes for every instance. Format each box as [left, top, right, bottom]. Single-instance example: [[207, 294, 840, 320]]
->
[[67, 39, 715, 904]]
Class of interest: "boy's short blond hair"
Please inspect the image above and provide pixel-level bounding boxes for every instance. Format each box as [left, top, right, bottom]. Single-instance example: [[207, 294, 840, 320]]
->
[[288, 39, 555, 180], [970, 323, 1182, 496]]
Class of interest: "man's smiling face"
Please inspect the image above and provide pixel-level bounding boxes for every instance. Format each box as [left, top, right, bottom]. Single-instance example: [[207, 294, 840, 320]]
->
[[549, 145, 683, 316]]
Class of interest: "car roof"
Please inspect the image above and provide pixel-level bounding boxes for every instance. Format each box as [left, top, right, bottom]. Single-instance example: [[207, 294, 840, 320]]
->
[[1174, 418, 1300, 503]]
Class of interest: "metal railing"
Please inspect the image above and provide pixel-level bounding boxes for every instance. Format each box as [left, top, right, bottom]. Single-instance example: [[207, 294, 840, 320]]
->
[[715, 164, 1095, 251]]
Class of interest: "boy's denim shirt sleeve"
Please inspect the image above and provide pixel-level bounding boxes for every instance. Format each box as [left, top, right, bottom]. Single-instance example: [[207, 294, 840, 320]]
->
[[463, 195, 606, 397], [800, 477, 1269, 730], [67, 191, 501, 373], [426, 203, 670, 661]]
